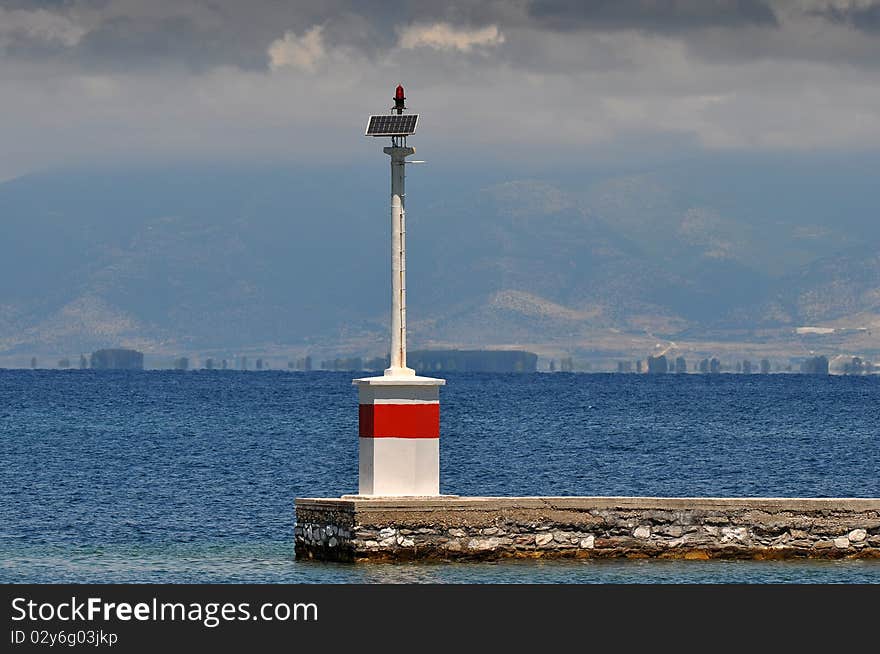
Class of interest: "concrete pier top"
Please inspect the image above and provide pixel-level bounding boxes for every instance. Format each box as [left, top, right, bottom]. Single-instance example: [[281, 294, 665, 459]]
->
[[298, 495, 880, 512], [296, 495, 880, 511], [294, 495, 880, 562]]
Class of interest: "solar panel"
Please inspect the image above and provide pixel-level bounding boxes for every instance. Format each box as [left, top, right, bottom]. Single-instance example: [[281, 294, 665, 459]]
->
[[365, 114, 419, 137]]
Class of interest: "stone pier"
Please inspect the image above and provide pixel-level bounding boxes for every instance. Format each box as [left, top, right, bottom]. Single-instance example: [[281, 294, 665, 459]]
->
[[294, 496, 880, 562]]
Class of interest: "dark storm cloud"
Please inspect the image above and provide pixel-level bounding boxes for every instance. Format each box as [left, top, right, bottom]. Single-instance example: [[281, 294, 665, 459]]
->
[[75, 15, 263, 72], [0, 0, 69, 7], [527, 0, 779, 33], [817, 2, 880, 33], [6, 0, 878, 75], [0, 2, 301, 72], [0, 1, 521, 71]]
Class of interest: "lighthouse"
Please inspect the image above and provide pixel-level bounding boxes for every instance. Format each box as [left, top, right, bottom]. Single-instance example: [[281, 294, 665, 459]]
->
[[355, 85, 445, 496]]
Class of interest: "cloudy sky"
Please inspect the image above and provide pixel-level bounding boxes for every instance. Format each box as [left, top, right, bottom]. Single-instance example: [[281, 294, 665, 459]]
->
[[2, 0, 880, 178]]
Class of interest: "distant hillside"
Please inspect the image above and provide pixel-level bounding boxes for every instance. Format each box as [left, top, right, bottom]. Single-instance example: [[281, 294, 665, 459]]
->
[[756, 246, 880, 328], [0, 165, 390, 354], [409, 179, 688, 336]]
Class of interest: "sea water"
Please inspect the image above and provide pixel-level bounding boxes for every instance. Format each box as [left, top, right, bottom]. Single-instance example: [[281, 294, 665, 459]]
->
[[1, 370, 878, 583]]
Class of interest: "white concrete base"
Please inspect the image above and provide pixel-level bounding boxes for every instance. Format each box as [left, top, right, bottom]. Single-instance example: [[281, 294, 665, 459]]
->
[[358, 437, 440, 496]]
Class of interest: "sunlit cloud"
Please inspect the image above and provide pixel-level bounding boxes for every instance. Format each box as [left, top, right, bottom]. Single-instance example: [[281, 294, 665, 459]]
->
[[268, 26, 325, 72], [398, 23, 505, 52]]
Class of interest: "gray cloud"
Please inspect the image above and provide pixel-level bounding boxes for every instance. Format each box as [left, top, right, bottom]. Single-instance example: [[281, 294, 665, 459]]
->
[[0, 1, 71, 8], [1, 0, 880, 179], [0, 1, 524, 71], [527, 0, 779, 32], [1, 0, 878, 73], [816, 1, 880, 33], [75, 15, 259, 72]]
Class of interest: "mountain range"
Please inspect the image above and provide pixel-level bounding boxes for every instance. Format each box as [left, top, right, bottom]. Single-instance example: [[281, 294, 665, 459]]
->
[[1, 153, 878, 366]]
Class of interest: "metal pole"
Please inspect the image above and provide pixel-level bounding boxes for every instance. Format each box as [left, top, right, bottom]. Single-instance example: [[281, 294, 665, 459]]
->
[[384, 145, 415, 376]]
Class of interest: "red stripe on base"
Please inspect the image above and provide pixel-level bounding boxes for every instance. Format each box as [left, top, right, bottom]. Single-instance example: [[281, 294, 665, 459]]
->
[[359, 403, 440, 438]]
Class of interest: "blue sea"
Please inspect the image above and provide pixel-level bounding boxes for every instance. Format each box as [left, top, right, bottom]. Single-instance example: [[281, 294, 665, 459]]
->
[[1, 370, 878, 583]]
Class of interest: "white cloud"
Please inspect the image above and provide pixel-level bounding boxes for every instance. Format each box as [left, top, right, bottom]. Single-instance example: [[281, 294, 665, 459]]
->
[[267, 26, 325, 72], [0, 8, 87, 47], [398, 23, 505, 53]]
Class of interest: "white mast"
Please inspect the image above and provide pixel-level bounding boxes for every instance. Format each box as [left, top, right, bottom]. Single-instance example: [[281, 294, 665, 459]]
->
[[384, 143, 416, 376]]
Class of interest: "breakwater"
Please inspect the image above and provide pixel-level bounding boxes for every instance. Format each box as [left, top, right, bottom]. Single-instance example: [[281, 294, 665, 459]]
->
[[294, 496, 880, 562]]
